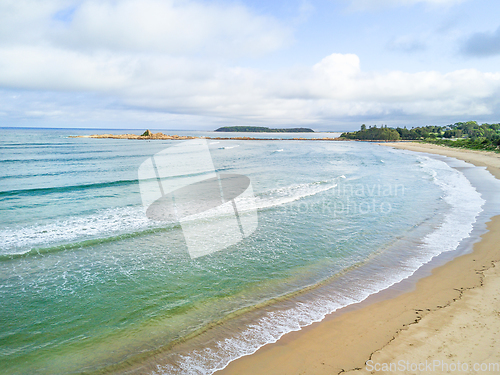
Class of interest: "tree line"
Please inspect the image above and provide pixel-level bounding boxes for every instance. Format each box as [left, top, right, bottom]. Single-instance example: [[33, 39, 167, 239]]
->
[[340, 121, 500, 151]]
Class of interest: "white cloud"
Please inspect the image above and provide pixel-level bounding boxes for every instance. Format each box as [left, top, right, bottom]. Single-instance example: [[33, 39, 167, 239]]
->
[[0, 0, 498, 129], [64, 0, 292, 57], [0, 0, 61, 45], [0, 0, 291, 58], [2, 46, 498, 126], [133, 53, 500, 120], [0, 46, 133, 91]]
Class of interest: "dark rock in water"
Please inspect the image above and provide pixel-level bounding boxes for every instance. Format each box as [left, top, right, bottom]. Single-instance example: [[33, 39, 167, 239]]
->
[[141, 129, 152, 137]]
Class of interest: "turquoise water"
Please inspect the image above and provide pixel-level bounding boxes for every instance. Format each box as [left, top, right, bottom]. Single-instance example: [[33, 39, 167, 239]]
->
[[0, 128, 485, 374]]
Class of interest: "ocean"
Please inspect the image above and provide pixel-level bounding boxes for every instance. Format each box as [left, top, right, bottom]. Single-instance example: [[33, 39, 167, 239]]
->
[[0, 127, 497, 374]]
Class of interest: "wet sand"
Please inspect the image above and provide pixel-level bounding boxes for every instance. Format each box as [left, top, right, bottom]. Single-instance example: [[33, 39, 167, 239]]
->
[[217, 142, 500, 375]]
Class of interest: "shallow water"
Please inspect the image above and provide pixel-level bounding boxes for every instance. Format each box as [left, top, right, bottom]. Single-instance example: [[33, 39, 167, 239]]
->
[[0, 128, 489, 374]]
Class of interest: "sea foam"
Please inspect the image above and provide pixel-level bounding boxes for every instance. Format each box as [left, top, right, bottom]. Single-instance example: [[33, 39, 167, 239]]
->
[[0, 181, 338, 256], [153, 155, 485, 375]]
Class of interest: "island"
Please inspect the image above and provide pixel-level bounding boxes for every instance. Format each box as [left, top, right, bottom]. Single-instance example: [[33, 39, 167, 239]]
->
[[69, 129, 345, 141], [214, 126, 314, 133], [70, 130, 198, 140]]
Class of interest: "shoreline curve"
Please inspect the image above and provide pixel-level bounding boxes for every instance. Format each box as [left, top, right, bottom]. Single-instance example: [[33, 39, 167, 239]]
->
[[215, 141, 500, 375]]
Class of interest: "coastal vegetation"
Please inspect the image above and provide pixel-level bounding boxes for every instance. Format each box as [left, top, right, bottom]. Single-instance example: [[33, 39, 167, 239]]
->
[[340, 125, 401, 141], [215, 126, 314, 133], [341, 121, 500, 152]]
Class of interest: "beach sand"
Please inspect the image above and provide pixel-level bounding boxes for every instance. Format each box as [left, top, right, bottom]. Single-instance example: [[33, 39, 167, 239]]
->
[[217, 142, 500, 375], [382, 142, 500, 180]]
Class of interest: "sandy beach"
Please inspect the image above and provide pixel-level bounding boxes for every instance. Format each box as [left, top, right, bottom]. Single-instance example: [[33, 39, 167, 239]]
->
[[217, 142, 500, 375]]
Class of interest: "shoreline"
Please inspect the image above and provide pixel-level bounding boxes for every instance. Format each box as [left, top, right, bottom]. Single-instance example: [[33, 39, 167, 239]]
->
[[216, 142, 500, 375], [69, 133, 346, 141]]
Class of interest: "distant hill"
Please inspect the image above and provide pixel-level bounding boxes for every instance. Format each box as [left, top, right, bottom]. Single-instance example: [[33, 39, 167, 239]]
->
[[215, 126, 314, 133]]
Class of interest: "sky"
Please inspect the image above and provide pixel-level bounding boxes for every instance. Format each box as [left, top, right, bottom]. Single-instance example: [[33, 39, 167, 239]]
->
[[1, 0, 500, 131]]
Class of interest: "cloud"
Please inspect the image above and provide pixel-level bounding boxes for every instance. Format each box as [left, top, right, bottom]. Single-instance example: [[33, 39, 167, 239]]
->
[[304, 54, 500, 107], [1, 48, 499, 128], [0, 0, 498, 129], [0, 46, 133, 91], [63, 0, 291, 57], [0, 0, 292, 58], [461, 26, 500, 57], [0, 0, 62, 44]]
